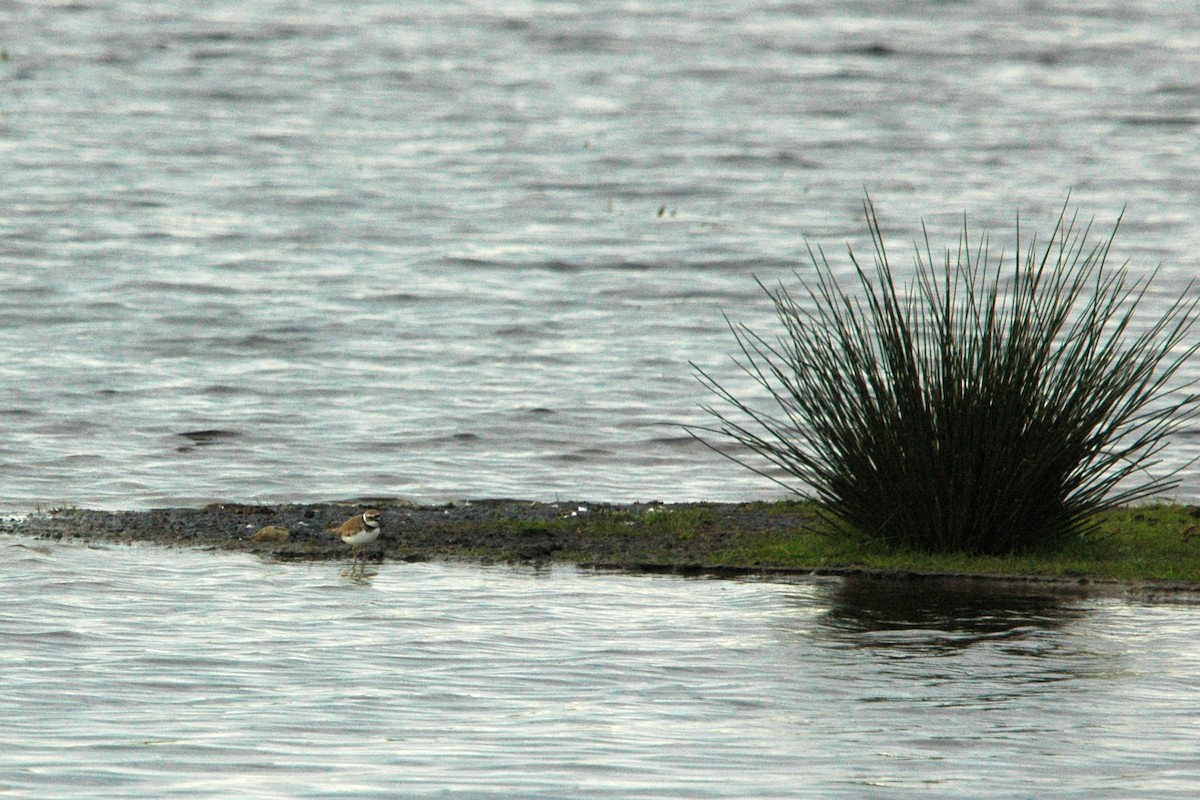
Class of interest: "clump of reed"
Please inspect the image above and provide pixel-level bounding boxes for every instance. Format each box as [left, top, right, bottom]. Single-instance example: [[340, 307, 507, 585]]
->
[[693, 199, 1200, 554]]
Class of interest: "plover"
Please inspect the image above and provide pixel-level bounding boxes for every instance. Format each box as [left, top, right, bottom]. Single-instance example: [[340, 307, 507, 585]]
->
[[331, 509, 382, 566]]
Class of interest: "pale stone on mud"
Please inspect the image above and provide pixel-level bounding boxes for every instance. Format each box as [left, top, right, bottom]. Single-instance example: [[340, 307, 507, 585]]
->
[[250, 525, 290, 543]]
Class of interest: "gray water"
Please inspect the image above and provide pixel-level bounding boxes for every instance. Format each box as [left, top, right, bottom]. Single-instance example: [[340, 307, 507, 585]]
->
[[2, 0, 1200, 510], [3, 534, 1200, 799]]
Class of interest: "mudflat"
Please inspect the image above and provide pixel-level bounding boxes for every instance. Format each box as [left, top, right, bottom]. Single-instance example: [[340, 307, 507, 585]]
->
[[9, 499, 1200, 601], [5, 499, 811, 569]]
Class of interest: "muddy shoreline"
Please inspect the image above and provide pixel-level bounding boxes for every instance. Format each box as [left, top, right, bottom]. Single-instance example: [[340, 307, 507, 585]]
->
[[4, 498, 803, 566], [6, 499, 1199, 600]]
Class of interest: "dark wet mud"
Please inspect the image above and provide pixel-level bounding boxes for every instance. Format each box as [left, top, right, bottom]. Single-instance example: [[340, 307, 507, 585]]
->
[[4, 499, 808, 568]]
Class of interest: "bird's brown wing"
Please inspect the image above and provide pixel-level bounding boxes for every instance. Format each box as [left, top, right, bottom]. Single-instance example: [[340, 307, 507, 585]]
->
[[331, 517, 363, 536]]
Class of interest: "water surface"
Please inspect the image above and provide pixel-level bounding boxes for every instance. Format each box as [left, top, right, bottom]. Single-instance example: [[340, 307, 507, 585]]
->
[[2, 0, 1199, 509], [3, 535, 1200, 798]]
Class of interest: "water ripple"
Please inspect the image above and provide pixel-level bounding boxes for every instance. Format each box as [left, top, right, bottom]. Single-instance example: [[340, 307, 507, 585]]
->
[[1, 537, 1200, 797], [2, 1, 1199, 515]]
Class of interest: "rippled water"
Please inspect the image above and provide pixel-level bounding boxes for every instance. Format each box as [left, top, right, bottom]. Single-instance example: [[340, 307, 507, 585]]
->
[[2, 0, 1199, 509], [3, 534, 1199, 798]]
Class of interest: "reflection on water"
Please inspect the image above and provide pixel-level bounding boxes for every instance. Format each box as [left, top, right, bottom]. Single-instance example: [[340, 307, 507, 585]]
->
[[4, 537, 1200, 798], [338, 563, 379, 585], [810, 577, 1088, 654], [786, 576, 1134, 728]]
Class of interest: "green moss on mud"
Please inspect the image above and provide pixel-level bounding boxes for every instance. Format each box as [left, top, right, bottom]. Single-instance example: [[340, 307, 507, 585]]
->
[[655, 502, 1200, 583], [9, 499, 1200, 585], [434, 501, 1200, 584]]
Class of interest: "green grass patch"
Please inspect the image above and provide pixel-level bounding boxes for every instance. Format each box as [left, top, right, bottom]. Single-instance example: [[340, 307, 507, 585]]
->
[[705, 502, 1200, 582], [421, 500, 1200, 583]]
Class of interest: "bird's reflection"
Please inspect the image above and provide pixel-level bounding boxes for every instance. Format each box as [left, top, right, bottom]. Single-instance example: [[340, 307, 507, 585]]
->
[[339, 562, 379, 585]]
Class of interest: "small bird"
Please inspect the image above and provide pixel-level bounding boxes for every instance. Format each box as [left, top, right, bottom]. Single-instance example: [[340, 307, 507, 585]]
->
[[331, 509, 383, 566]]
